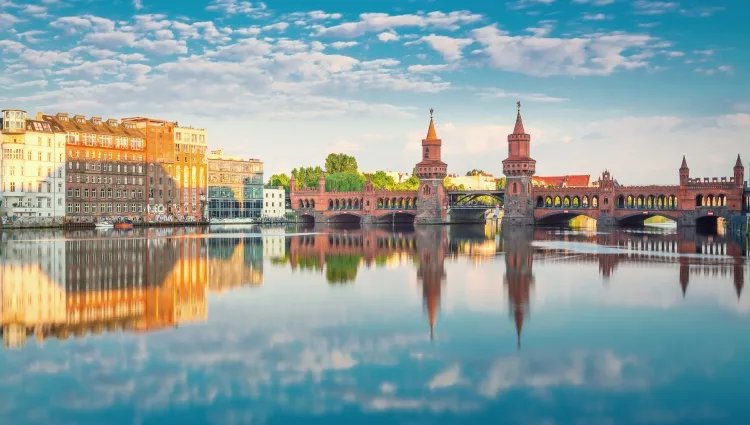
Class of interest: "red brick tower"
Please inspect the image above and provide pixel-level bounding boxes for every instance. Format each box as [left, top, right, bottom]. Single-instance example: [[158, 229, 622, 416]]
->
[[415, 108, 448, 224], [416, 227, 447, 340], [503, 226, 535, 348], [734, 154, 744, 187], [679, 155, 689, 186], [502, 102, 536, 226]]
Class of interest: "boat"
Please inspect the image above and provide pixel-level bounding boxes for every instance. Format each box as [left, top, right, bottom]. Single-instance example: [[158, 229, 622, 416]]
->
[[95, 222, 114, 229], [114, 219, 134, 230], [209, 217, 255, 225]]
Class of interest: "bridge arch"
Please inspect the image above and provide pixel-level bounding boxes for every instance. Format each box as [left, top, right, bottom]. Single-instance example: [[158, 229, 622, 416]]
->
[[376, 211, 416, 224], [536, 211, 599, 226], [298, 213, 315, 225], [328, 212, 363, 224], [616, 211, 679, 226]]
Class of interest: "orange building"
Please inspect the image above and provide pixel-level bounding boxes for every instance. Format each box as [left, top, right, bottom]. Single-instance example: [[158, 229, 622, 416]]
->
[[40, 113, 147, 222], [120, 117, 176, 221], [532, 174, 591, 188]]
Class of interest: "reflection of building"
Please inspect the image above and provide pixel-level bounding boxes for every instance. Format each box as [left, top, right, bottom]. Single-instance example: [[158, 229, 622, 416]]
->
[[0, 239, 66, 348], [208, 237, 264, 292], [263, 186, 285, 218], [503, 227, 535, 349], [1, 232, 208, 349], [41, 112, 146, 222], [416, 227, 447, 340], [207, 150, 264, 219], [1, 110, 66, 218], [261, 227, 286, 259], [173, 125, 208, 221]]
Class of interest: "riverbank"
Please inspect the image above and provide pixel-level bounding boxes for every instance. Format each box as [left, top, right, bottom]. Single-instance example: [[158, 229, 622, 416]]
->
[[0, 218, 306, 230]]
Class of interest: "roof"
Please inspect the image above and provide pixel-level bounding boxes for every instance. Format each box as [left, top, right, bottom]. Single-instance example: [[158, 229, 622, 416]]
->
[[425, 117, 438, 140], [513, 111, 526, 134], [532, 174, 590, 187]]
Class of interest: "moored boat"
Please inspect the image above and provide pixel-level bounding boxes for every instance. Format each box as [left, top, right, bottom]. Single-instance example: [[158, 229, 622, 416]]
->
[[114, 219, 134, 230], [94, 222, 114, 229]]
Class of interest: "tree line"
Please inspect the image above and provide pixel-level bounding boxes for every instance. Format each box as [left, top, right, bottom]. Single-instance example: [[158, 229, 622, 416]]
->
[[267, 153, 505, 193]]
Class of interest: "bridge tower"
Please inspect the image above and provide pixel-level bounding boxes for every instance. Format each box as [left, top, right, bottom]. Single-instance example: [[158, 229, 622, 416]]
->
[[679, 155, 689, 186], [414, 108, 448, 224], [734, 154, 744, 187], [502, 102, 536, 226], [416, 227, 447, 340]]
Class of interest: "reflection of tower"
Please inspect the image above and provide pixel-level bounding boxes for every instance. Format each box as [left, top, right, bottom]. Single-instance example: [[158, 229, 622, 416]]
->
[[677, 227, 697, 297], [416, 227, 447, 340], [502, 226, 535, 349]]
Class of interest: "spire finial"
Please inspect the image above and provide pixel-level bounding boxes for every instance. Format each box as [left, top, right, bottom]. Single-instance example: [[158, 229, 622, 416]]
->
[[517, 101, 521, 113], [429, 107, 434, 119]]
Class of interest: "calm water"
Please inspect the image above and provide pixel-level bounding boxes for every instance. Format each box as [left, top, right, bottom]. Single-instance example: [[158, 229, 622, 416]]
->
[[1, 224, 749, 425]]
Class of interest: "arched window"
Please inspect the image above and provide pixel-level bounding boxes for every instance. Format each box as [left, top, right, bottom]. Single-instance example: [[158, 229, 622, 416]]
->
[[424, 148, 429, 159], [423, 184, 431, 195]]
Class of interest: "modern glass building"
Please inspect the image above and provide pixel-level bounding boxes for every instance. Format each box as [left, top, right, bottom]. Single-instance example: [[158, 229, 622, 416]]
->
[[206, 150, 263, 219]]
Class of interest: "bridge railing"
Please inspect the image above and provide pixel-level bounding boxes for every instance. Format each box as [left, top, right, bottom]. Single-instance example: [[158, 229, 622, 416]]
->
[[375, 204, 417, 210]]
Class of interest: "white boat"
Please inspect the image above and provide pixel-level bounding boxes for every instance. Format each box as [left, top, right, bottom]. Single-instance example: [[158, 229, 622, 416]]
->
[[95, 222, 114, 229], [209, 217, 255, 225]]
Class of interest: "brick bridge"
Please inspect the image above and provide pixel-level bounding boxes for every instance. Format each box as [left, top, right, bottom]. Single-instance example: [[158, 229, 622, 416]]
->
[[290, 104, 749, 227]]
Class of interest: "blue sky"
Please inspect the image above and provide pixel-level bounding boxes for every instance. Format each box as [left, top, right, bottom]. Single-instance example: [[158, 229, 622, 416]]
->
[[1, 0, 748, 184]]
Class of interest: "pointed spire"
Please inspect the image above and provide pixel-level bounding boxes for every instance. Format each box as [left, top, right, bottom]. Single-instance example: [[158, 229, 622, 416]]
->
[[735, 154, 744, 168], [514, 308, 524, 350], [513, 101, 526, 135], [425, 107, 438, 140], [680, 155, 688, 169]]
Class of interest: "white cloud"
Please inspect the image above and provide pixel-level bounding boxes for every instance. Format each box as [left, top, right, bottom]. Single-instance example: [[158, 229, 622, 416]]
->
[[119, 53, 147, 62], [12, 79, 49, 89], [70, 46, 118, 59], [582, 13, 611, 20], [21, 4, 48, 18], [205, 0, 268, 16], [318, 11, 483, 38], [478, 88, 568, 103], [633, 0, 679, 15], [427, 364, 462, 390], [471, 25, 657, 76], [377, 31, 399, 42], [330, 41, 358, 49], [407, 64, 452, 73], [0, 13, 21, 30], [572, 0, 614, 5], [133, 38, 188, 55], [416, 34, 473, 61], [134, 0, 143, 10], [82, 31, 136, 48], [262, 22, 289, 32], [308, 10, 342, 20], [18, 30, 45, 43], [694, 49, 715, 56]]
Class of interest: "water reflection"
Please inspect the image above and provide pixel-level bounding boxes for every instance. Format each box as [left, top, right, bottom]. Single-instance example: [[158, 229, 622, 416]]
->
[[1, 225, 747, 351], [0, 224, 748, 424]]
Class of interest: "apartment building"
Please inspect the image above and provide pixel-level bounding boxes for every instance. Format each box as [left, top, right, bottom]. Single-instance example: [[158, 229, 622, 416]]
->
[[0, 109, 66, 219], [40, 113, 146, 222], [263, 186, 285, 218], [173, 125, 208, 221], [120, 117, 175, 221], [207, 150, 263, 219]]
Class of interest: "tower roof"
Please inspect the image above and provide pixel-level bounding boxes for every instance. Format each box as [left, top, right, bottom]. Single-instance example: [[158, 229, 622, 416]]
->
[[425, 108, 438, 140], [680, 155, 688, 169], [735, 154, 744, 168], [513, 101, 526, 135]]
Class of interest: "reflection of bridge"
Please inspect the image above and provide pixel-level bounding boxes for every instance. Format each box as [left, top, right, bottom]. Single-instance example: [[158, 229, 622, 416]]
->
[[291, 105, 747, 227]]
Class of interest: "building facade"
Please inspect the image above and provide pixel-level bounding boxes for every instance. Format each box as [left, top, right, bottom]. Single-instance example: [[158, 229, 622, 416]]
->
[[1, 110, 66, 220], [40, 113, 146, 223], [173, 126, 208, 221], [120, 117, 175, 222], [207, 150, 263, 219], [263, 186, 285, 218], [445, 173, 497, 190]]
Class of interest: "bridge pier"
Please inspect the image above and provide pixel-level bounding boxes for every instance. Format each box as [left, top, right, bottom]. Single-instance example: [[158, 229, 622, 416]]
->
[[596, 216, 617, 228]]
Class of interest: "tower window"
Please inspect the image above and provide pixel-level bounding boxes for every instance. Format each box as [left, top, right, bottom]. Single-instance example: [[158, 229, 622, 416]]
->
[[423, 184, 431, 195], [424, 147, 429, 159]]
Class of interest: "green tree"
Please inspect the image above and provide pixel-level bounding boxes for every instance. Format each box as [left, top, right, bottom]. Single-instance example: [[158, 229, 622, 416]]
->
[[395, 174, 420, 191], [324, 153, 359, 175], [466, 169, 486, 176], [267, 173, 291, 192], [368, 171, 397, 190], [325, 172, 365, 192], [496, 177, 506, 190], [291, 166, 324, 189]]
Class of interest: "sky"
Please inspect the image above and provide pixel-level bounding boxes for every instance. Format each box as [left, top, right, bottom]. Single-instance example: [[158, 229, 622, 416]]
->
[[1, 0, 748, 184]]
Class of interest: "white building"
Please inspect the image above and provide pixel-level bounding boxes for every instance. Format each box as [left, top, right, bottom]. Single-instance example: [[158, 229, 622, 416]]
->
[[0, 110, 66, 220], [263, 186, 285, 218]]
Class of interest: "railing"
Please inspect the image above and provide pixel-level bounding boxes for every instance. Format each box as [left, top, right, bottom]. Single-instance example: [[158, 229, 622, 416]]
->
[[449, 203, 495, 209], [375, 204, 417, 210]]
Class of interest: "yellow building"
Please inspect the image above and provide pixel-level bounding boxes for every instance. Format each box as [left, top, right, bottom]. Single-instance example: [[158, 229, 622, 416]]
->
[[1, 109, 66, 220], [173, 125, 208, 221], [445, 173, 497, 190]]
